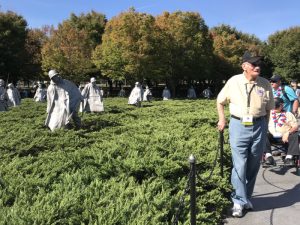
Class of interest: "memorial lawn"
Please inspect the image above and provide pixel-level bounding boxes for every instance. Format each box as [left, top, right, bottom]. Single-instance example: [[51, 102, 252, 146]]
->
[[0, 98, 231, 224]]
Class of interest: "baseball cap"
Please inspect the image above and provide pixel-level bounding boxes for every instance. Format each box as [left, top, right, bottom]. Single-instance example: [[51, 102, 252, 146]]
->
[[270, 74, 281, 83], [242, 51, 262, 64]]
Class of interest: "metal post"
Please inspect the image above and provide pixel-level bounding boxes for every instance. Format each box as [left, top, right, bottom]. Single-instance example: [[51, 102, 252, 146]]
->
[[219, 131, 224, 178], [189, 154, 196, 225], [296, 156, 300, 176]]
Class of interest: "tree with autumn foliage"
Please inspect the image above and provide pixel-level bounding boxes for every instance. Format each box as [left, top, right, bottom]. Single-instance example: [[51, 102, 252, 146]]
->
[[92, 8, 165, 85], [68, 11, 107, 48], [210, 25, 264, 81], [41, 11, 106, 83], [23, 27, 49, 81], [155, 11, 214, 93], [0, 11, 27, 83], [156, 11, 212, 80], [264, 26, 300, 81], [93, 9, 214, 95]]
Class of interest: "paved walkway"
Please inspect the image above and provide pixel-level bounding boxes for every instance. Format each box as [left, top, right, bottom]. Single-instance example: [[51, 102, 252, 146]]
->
[[224, 156, 300, 225]]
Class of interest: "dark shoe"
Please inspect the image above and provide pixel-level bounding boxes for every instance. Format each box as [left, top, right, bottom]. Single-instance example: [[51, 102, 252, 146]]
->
[[284, 158, 295, 166], [281, 152, 287, 160], [244, 200, 253, 210], [265, 156, 276, 166], [272, 150, 281, 156]]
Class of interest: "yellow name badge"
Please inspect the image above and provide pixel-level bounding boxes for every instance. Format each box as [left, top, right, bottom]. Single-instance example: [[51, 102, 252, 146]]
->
[[242, 115, 253, 126]]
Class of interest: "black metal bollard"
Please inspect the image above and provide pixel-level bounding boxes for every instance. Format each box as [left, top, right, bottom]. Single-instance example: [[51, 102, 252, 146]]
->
[[189, 154, 196, 225], [296, 156, 300, 176], [219, 131, 224, 178]]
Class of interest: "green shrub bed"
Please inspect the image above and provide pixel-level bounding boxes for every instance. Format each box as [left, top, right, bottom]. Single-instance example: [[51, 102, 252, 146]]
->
[[0, 98, 231, 224]]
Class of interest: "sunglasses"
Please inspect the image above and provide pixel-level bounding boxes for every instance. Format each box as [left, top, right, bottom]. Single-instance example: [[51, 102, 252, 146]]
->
[[249, 61, 262, 67]]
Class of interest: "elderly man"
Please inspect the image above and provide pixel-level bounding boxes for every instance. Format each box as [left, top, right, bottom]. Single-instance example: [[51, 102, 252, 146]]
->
[[128, 82, 142, 107], [270, 75, 299, 116], [81, 77, 104, 112], [45, 69, 82, 131], [217, 51, 274, 217], [0, 79, 8, 111]]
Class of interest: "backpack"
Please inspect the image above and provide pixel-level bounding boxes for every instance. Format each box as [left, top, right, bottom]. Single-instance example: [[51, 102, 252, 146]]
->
[[281, 86, 289, 102], [281, 85, 299, 104]]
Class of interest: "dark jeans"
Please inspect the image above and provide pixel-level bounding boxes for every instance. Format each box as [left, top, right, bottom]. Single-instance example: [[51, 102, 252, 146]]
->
[[265, 132, 300, 156]]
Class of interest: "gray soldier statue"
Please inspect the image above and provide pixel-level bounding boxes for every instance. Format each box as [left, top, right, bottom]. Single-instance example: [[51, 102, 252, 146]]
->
[[34, 82, 47, 102], [45, 70, 82, 131], [0, 79, 8, 111], [80, 77, 104, 112], [7, 83, 21, 107]]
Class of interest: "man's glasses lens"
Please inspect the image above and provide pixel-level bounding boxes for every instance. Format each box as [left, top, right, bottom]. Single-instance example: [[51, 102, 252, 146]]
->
[[251, 62, 261, 67]]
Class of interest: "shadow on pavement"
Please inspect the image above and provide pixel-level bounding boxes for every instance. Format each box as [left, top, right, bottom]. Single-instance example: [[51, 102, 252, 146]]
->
[[251, 182, 300, 211]]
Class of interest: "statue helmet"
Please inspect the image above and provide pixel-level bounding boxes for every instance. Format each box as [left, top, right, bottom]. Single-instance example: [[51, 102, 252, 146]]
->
[[48, 69, 59, 79]]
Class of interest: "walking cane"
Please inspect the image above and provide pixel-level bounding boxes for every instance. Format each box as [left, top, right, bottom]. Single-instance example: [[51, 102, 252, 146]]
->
[[219, 130, 224, 178]]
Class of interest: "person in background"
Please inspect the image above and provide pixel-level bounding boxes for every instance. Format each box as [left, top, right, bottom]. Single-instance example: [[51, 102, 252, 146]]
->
[[217, 51, 274, 217], [270, 75, 298, 116], [33, 82, 47, 102], [290, 80, 300, 102], [162, 86, 171, 100], [7, 83, 21, 107], [45, 69, 82, 131], [264, 97, 299, 166], [187, 85, 197, 99], [0, 79, 8, 111], [143, 85, 152, 102], [80, 77, 104, 113], [128, 82, 142, 107]]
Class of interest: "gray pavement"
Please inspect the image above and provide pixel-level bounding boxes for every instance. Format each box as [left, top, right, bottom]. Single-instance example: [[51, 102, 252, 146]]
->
[[224, 156, 300, 225]]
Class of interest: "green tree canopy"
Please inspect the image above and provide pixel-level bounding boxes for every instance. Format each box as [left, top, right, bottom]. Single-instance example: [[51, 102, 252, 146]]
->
[[41, 11, 106, 83], [41, 22, 95, 83], [23, 27, 49, 81], [92, 8, 164, 84], [68, 11, 107, 48], [210, 24, 263, 81], [264, 26, 300, 81], [155, 11, 213, 85], [0, 11, 27, 83]]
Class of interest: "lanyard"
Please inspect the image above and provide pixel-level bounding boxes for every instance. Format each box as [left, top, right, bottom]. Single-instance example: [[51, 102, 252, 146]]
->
[[245, 84, 255, 113]]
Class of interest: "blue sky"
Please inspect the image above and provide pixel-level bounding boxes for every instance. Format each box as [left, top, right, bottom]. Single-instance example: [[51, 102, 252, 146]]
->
[[1, 0, 299, 41]]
